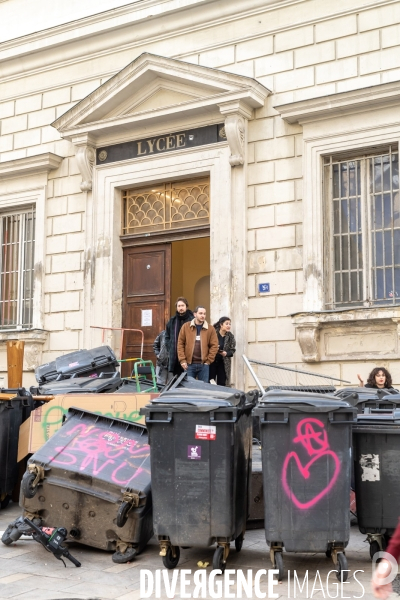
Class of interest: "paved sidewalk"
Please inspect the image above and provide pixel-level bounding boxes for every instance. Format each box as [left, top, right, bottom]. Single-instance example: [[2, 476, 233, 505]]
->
[[0, 502, 379, 600]]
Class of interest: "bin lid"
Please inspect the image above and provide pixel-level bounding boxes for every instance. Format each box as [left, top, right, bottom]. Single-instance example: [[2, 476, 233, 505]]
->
[[335, 386, 399, 399], [33, 373, 121, 395], [257, 389, 353, 412], [149, 389, 245, 410]]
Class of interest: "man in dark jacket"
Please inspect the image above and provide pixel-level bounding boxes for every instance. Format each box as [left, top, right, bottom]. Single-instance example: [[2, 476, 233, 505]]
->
[[165, 297, 194, 377]]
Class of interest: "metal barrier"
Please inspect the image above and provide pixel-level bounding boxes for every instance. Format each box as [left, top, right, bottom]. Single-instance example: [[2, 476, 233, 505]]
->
[[243, 354, 350, 394]]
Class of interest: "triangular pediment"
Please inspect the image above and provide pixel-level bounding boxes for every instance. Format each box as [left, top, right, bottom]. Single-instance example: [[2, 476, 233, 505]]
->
[[100, 77, 210, 120], [52, 53, 270, 141]]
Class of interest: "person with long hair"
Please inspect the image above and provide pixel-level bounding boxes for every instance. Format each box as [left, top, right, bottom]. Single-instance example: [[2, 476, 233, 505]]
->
[[357, 367, 394, 389], [209, 316, 236, 387], [165, 297, 194, 378]]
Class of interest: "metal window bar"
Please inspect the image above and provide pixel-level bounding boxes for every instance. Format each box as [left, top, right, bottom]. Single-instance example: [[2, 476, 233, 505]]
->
[[369, 149, 400, 304], [121, 177, 210, 235], [325, 147, 399, 308], [0, 206, 35, 329], [326, 157, 363, 307], [243, 355, 350, 394]]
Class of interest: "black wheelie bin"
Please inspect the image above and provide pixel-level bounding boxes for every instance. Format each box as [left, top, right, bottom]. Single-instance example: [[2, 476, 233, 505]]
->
[[353, 402, 400, 559], [16, 407, 153, 563], [335, 387, 399, 412], [140, 386, 257, 572], [254, 390, 356, 581], [35, 346, 119, 384], [0, 388, 34, 509], [30, 371, 122, 396]]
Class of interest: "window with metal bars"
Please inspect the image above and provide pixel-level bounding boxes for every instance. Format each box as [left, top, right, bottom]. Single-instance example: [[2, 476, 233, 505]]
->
[[324, 146, 400, 308], [0, 206, 36, 329]]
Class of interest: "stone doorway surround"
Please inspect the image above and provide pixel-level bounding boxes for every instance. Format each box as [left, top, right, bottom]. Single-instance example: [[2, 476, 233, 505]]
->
[[52, 53, 270, 389]]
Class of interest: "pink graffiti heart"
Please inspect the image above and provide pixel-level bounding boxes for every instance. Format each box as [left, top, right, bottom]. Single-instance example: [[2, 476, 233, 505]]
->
[[282, 449, 340, 510]]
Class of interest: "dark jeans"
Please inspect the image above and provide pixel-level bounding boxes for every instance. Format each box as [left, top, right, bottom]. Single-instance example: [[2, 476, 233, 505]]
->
[[209, 359, 227, 386], [187, 363, 209, 383]]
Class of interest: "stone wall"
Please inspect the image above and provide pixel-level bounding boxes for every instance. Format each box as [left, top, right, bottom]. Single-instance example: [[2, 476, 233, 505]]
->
[[1, 0, 400, 386]]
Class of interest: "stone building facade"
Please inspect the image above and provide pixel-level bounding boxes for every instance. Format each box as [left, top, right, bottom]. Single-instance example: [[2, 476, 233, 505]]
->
[[1, 0, 400, 389]]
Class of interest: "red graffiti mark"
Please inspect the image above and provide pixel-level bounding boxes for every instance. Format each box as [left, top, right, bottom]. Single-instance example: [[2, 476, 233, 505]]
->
[[293, 418, 329, 455], [282, 418, 341, 510]]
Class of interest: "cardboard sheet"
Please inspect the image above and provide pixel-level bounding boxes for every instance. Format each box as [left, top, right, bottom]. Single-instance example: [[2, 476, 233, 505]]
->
[[17, 392, 157, 461]]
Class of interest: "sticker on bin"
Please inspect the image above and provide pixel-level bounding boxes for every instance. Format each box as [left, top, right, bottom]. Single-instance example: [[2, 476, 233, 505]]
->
[[195, 425, 216, 440], [188, 445, 201, 460]]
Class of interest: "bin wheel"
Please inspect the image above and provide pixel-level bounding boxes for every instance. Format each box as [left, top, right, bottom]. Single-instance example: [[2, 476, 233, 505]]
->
[[212, 546, 226, 573], [1, 525, 15, 546], [112, 547, 138, 564], [370, 540, 381, 560], [0, 495, 10, 510], [116, 501, 131, 528], [275, 551, 284, 581], [235, 533, 244, 553], [21, 472, 37, 499], [336, 553, 348, 582], [162, 546, 180, 569]]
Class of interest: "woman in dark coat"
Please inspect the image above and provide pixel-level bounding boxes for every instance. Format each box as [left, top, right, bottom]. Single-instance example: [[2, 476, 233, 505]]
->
[[357, 367, 394, 389], [209, 316, 236, 386]]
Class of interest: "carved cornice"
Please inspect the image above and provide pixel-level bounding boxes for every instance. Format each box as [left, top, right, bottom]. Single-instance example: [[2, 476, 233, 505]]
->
[[296, 324, 321, 363], [219, 101, 251, 167], [72, 134, 96, 192], [292, 306, 400, 363], [0, 153, 63, 180], [275, 80, 400, 124], [52, 53, 269, 142], [0, 329, 49, 371], [224, 115, 246, 166]]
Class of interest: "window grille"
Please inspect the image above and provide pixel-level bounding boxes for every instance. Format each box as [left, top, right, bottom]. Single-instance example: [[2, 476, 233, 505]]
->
[[0, 206, 36, 329], [122, 178, 210, 235], [324, 147, 399, 308]]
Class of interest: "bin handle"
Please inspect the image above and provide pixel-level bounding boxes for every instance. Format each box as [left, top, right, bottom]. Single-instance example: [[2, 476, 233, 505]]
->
[[210, 411, 237, 423], [328, 412, 355, 424], [145, 411, 173, 423], [260, 411, 289, 424]]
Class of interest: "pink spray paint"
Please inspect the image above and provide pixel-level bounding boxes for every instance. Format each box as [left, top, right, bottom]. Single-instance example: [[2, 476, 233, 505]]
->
[[281, 417, 341, 509]]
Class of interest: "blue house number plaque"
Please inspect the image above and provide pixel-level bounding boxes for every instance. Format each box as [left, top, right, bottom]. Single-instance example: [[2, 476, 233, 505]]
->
[[258, 283, 270, 293]]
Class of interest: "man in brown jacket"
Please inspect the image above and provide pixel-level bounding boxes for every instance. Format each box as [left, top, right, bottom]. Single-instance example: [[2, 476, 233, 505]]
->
[[177, 306, 218, 382]]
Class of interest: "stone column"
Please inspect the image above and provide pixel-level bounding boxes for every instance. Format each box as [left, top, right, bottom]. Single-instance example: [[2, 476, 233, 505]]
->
[[219, 101, 252, 390], [72, 133, 96, 349]]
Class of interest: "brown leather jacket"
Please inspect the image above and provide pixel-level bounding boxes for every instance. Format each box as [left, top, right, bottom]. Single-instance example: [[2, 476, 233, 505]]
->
[[177, 319, 219, 366]]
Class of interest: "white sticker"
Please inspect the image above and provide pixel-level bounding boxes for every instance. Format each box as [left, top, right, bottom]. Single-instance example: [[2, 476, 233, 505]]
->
[[196, 335, 201, 341], [141, 309, 152, 327], [195, 425, 216, 441], [360, 453, 380, 481]]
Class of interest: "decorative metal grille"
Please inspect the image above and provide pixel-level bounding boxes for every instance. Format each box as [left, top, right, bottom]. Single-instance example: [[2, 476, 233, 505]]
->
[[324, 146, 400, 308], [122, 178, 210, 235], [0, 206, 36, 329]]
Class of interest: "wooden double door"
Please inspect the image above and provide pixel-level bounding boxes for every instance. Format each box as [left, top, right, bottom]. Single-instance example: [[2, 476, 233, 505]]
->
[[122, 244, 171, 375]]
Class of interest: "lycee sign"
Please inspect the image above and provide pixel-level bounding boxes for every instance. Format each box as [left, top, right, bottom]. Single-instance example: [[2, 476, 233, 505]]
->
[[96, 123, 226, 165]]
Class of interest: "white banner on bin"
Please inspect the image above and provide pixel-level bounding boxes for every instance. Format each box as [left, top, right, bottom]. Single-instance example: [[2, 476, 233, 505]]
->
[[195, 425, 216, 440]]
